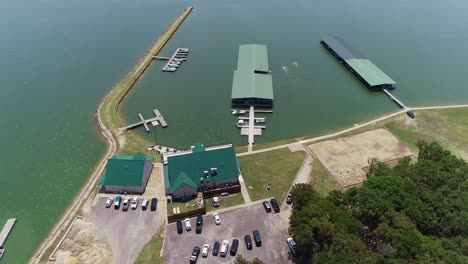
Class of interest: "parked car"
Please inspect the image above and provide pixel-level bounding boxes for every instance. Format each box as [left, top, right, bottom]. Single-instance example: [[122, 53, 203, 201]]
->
[[270, 198, 280, 213], [244, 234, 253, 250], [262, 201, 272, 213], [230, 239, 239, 256], [176, 220, 183, 234], [202, 244, 210, 258], [196, 215, 203, 234], [185, 218, 192, 231], [150, 198, 158, 211], [286, 193, 293, 204], [253, 230, 262, 247], [212, 241, 220, 256], [213, 212, 221, 225], [190, 246, 200, 264], [114, 196, 122, 209], [220, 240, 229, 257], [213, 196, 220, 207], [131, 197, 139, 210], [141, 199, 149, 210], [122, 198, 130, 211], [287, 237, 297, 256], [105, 198, 113, 208]]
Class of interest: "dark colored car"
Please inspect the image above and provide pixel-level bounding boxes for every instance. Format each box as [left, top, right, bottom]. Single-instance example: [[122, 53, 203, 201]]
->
[[244, 234, 253, 250], [230, 239, 239, 256], [253, 230, 262, 247], [286, 193, 293, 205], [262, 201, 272, 213], [151, 198, 158, 211], [114, 196, 122, 209], [270, 198, 280, 213], [287, 237, 297, 256], [407, 111, 415, 119], [176, 220, 183, 234], [196, 215, 203, 234], [212, 241, 220, 256], [122, 198, 130, 211], [190, 246, 200, 264]]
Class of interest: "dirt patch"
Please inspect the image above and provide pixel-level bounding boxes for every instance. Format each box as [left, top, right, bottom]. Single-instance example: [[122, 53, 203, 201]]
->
[[52, 219, 112, 264], [309, 128, 414, 189]]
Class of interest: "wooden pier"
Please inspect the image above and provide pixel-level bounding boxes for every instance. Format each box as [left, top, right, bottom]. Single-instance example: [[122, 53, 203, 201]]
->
[[119, 109, 168, 132], [0, 218, 16, 248], [383, 89, 407, 109]]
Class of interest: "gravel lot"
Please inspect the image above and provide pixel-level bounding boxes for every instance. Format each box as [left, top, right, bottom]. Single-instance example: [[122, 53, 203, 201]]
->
[[163, 203, 294, 264]]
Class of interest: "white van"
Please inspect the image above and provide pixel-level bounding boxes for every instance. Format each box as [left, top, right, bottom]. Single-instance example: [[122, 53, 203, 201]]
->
[[184, 218, 192, 231], [220, 240, 229, 257]]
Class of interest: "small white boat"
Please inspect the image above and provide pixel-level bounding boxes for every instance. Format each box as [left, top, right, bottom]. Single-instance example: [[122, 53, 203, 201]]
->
[[168, 64, 179, 68], [162, 67, 177, 72], [236, 120, 247, 127], [170, 60, 181, 64], [232, 109, 246, 115], [178, 48, 189, 52], [255, 118, 266, 123]]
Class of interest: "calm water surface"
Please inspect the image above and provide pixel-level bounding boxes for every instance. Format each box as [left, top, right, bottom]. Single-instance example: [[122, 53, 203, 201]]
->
[[1, 0, 468, 263]]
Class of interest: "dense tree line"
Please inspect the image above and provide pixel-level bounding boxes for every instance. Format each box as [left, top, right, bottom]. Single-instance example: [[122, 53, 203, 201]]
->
[[289, 141, 468, 263]]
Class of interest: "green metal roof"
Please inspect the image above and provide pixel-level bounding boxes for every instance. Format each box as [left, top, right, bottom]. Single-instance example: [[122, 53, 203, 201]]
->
[[237, 44, 269, 73], [231, 44, 274, 100], [231, 70, 274, 100], [165, 145, 239, 193], [98, 153, 153, 187], [346, 58, 396, 86]]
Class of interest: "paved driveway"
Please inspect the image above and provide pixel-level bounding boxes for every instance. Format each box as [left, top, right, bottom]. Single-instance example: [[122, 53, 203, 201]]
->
[[163, 203, 294, 264]]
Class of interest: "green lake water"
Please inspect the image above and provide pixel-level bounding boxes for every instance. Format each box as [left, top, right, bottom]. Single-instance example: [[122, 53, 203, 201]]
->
[[1, 0, 468, 263]]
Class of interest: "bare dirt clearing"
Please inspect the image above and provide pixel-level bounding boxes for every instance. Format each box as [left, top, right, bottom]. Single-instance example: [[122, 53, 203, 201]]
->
[[309, 128, 414, 189]]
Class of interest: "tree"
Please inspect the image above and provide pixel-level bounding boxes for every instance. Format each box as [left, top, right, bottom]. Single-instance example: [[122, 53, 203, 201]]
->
[[232, 255, 264, 264]]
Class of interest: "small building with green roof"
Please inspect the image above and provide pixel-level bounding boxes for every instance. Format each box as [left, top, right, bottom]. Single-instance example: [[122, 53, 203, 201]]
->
[[98, 152, 153, 194], [163, 144, 240, 201]]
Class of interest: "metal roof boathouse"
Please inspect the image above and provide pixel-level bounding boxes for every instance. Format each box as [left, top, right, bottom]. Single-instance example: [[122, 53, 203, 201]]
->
[[231, 44, 274, 107], [321, 36, 396, 91]]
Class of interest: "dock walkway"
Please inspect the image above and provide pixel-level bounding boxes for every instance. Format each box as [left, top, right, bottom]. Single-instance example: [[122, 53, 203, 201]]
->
[[119, 109, 167, 132], [383, 89, 407, 109], [0, 218, 16, 247], [238, 106, 268, 152]]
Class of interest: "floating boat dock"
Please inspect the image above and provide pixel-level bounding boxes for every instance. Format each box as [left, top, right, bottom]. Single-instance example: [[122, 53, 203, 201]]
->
[[235, 106, 269, 151], [0, 218, 16, 249], [321, 36, 396, 91], [153, 48, 189, 72], [119, 109, 167, 132]]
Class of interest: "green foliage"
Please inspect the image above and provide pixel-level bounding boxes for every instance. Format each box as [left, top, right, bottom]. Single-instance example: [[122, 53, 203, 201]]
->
[[232, 255, 265, 264], [289, 141, 468, 263]]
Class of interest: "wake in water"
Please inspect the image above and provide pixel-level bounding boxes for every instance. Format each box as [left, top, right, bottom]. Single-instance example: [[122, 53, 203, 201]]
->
[[292, 59, 299, 67], [282, 64, 288, 72]]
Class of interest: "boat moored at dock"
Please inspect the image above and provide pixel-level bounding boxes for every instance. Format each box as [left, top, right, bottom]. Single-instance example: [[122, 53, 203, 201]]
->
[[232, 109, 246, 115]]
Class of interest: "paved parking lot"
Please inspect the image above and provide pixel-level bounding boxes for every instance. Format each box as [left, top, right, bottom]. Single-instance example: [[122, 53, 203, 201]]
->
[[87, 197, 166, 264], [163, 203, 294, 264]]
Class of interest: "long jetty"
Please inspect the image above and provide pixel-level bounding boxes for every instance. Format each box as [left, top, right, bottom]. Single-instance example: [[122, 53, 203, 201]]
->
[[0, 218, 16, 248], [30, 6, 193, 264]]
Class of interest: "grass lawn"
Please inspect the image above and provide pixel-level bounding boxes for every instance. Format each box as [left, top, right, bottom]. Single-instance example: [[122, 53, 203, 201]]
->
[[239, 148, 305, 202], [135, 228, 165, 264], [385, 108, 468, 160], [205, 193, 245, 212], [310, 159, 337, 196], [167, 198, 200, 216]]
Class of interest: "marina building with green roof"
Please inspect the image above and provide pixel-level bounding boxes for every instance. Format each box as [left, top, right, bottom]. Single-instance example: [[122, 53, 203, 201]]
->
[[98, 152, 153, 194], [321, 36, 396, 91], [231, 44, 274, 107], [163, 144, 240, 201]]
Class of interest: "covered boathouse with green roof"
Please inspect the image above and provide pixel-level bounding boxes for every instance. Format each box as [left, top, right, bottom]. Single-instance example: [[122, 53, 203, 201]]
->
[[98, 152, 153, 194], [163, 144, 240, 201], [231, 44, 274, 107], [321, 36, 397, 91]]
